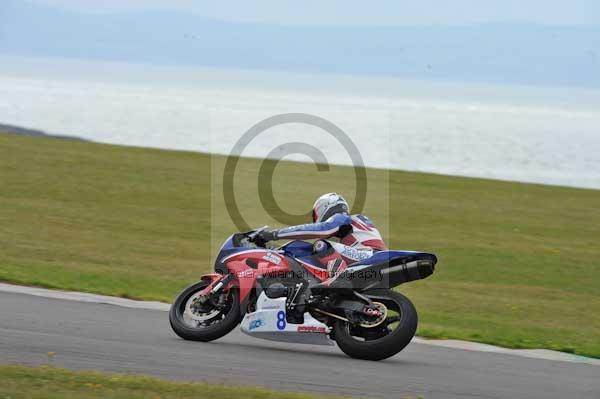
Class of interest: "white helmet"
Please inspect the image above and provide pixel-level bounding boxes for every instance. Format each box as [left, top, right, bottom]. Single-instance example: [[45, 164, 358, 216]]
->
[[312, 193, 349, 223]]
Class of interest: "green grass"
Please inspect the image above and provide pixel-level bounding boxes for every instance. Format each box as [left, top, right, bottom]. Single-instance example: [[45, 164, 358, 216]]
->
[[1, 133, 599, 357], [0, 365, 343, 399]]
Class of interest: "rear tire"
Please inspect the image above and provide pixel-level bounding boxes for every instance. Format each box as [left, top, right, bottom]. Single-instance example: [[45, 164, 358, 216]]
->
[[169, 281, 241, 342], [333, 289, 417, 361]]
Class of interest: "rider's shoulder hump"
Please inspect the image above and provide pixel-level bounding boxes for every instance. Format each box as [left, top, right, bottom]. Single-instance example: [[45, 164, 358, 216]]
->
[[352, 214, 375, 226]]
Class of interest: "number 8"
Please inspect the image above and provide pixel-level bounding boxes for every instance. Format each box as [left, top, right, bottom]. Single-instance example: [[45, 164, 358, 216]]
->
[[276, 311, 286, 330]]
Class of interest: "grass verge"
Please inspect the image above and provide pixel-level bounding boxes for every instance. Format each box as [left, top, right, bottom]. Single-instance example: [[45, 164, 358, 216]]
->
[[0, 365, 343, 399], [0, 133, 599, 357]]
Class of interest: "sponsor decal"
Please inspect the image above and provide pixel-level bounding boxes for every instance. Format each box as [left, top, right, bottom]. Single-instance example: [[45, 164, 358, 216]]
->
[[262, 251, 282, 265], [248, 319, 264, 330], [297, 325, 327, 334], [340, 246, 372, 261], [313, 240, 327, 252]]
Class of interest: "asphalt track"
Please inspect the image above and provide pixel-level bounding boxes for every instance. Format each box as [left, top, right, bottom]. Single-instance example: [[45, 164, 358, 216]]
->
[[1, 291, 598, 399]]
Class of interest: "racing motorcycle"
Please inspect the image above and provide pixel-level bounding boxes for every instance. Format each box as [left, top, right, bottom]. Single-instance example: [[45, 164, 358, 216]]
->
[[169, 229, 437, 360]]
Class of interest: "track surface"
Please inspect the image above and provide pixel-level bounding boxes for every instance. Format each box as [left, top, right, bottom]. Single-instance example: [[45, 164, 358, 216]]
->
[[1, 291, 598, 399]]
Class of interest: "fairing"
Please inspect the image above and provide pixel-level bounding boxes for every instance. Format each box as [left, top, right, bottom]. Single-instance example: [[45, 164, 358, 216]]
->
[[211, 235, 437, 305]]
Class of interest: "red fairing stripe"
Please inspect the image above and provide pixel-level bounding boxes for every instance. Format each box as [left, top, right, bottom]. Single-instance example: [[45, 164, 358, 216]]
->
[[362, 239, 387, 251], [221, 249, 270, 262], [352, 219, 373, 232], [298, 261, 330, 281], [341, 235, 358, 246]]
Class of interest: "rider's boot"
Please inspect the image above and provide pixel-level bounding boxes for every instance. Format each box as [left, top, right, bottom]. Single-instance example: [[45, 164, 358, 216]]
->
[[310, 240, 350, 294]]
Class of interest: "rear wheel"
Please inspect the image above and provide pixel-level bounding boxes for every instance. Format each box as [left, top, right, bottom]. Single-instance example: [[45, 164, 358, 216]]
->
[[169, 280, 240, 341], [333, 289, 417, 361]]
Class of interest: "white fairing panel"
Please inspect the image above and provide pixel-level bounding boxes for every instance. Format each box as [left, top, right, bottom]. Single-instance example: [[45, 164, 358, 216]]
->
[[240, 293, 334, 346], [331, 242, 373, 262]]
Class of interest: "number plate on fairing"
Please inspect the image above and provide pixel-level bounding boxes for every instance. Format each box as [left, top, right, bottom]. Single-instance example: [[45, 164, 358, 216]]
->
[[239, 293, 334, 346]]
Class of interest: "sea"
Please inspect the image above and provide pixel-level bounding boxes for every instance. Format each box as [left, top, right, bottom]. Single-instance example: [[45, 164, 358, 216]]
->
[[1, 56, 599, 189]]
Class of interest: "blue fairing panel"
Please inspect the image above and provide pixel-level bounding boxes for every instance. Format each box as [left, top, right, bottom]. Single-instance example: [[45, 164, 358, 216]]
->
[[220, 235, 236, 251], [279, 240, 314, 258]]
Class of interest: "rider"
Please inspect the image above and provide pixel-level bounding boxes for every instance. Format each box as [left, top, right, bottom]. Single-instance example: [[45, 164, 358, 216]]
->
[[252, 193, 387, 287]]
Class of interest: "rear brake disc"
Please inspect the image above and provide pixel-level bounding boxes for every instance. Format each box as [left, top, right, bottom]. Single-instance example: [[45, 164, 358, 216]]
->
[[359, 301, 388, 328]]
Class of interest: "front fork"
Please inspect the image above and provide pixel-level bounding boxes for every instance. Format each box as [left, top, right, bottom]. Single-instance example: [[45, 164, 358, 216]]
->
[[195, 273, 235, 307]]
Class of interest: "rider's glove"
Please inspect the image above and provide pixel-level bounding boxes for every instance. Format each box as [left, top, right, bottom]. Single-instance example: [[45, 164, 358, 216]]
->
[[252, 230, 278, 246]]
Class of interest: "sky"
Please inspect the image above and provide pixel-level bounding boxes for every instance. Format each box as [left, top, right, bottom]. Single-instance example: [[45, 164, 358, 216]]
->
[[4, 0, 598, 87], [28, 0, 600, 26]]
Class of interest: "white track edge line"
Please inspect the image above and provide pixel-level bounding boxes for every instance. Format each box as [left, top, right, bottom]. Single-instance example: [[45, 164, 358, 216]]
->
[[1, 282, 597, 366], [0, 282, 170, 311]]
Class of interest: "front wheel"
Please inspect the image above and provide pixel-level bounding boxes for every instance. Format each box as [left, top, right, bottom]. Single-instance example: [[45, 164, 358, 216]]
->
[[169, 280, 240, 341], [333, 289, 418, 361]]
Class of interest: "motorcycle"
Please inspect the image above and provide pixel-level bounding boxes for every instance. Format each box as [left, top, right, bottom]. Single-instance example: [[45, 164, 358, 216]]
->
[[169, 228, 437, 360]]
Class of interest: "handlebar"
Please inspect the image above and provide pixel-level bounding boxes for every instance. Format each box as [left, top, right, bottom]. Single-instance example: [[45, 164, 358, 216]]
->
[[233, 226, 269, 248]]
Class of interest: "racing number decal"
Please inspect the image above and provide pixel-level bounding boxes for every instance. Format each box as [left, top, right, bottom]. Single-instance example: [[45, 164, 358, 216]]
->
[[276, 311, 286, 330]]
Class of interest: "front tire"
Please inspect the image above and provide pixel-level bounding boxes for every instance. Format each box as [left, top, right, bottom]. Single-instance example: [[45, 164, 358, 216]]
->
[[169, 281, 240, 342], [333, 289, 418, 361]]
